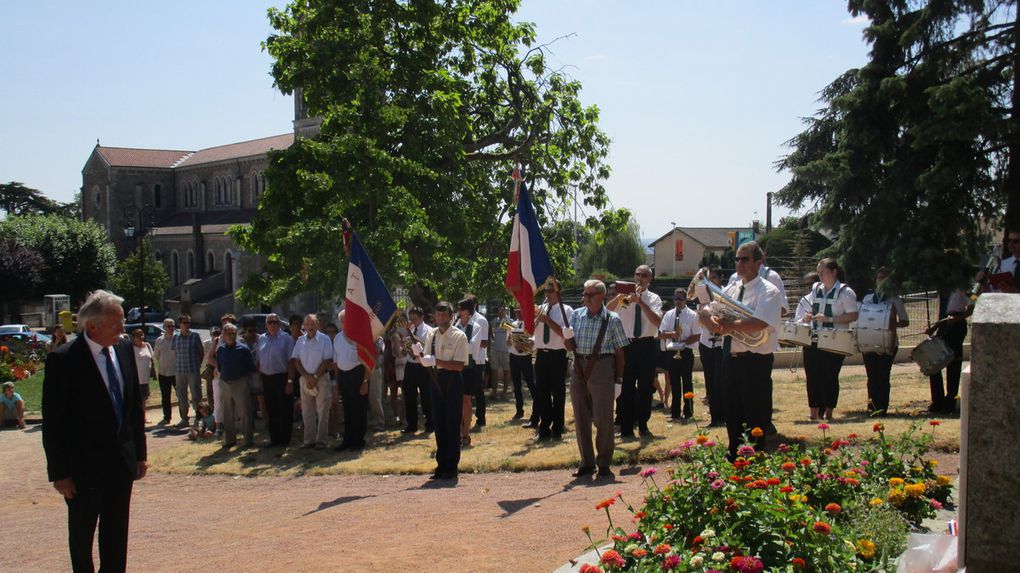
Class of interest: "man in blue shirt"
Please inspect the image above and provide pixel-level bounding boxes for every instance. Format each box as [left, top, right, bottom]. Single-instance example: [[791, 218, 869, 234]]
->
[[214, 323, 255, 448], [256, 313, 295, 447]]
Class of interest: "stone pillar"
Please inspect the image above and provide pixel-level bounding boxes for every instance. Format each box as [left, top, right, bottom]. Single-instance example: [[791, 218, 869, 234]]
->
[[960, 293, 1020, 572]]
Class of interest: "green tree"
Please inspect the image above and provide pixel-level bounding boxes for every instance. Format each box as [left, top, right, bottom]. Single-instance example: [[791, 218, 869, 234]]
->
[[775, 0, 1011, 291], [0, 182, 61, 217], [232, 0, 611, 308], [0, 214, 116, 304], [577, 209, 644, 279], [107, 238, 171, 311], [757, 226, 831, 259], [0, 238, 44, 322]]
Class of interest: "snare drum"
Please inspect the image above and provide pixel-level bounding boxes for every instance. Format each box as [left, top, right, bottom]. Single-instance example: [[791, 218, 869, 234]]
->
[[910, 337, 955, 376], [779, 321, 812, 347], [855, 303, 896, 355], [816, 327, 857, 356]]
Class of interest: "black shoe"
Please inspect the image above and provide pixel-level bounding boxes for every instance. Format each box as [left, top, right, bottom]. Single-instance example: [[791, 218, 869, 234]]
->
[[639, 428, 654, 438], [441, 471, 459, 480], [401, 427, 417, 434], [521, 422, 536, 429], [571, 466, 596, 477], [617, 432, 635, 441], [552, 433, 562, 441], [423, 425, 434, 433], [596, 467, 614, 479], [536, 433, 552, 442], [429, 470, 443, 480], [334, 443, 350, 452], [708, 421, 726, 428], [476, 419, 486, 427], [512, 412, 524, 420]]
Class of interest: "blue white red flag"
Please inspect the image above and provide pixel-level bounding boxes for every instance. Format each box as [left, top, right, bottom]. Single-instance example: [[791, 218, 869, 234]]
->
[[343, 229, 398, 370], [505, 179, 554, 334]]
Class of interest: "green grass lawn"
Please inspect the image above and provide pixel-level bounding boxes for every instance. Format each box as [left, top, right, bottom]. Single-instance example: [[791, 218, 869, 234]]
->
[[11, 369, 160, 416]]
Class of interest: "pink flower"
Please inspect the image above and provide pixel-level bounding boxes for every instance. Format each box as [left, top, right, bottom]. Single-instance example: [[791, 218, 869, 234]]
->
[[707, 471, 720, 480], [703, 440, 717, 447], [662, 554, 681, 570], [817, 423, 830, 430], [737, 445, 755, 457], [580, 565, 604, 573], [640, 467, 658, 478], [777, 443, 791, 452], [600, 549, 625, 568], [711, 479, 725, 489], [930, 499, 943, 510]]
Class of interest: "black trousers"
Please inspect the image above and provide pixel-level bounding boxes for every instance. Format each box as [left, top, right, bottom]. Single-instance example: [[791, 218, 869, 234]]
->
[[430, 369, 463, 473], [700, 343, 725, 425], [402, 362, 432, 431], [929, 321, 967, 410], [667, 348, 695, 418], [534, 349, 568, 436], [509, 353, 535, 418], [261, 373, 292, 446], [66, 470, 133, 573], [863, 350, 896, 415], [803, 345, 846, 409], [620, 337, 658, 434], [340, 365, 368, 448], [157, 374, 175, 421], [473, 364, 487, 424], [724, 352, 774, 461]]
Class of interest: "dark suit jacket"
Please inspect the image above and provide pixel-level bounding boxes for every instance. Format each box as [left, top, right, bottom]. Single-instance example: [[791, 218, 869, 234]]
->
[[42, 335, 147, 485]]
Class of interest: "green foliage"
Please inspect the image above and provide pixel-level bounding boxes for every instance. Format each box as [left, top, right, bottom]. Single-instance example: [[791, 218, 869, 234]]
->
[[775, 1, 1013, 291], [577, 209, 644, 279], [584, 424, 953, 571], [107, 238, 171, 310], [0, 238, 44, 303], [0, 181, 61, 217], [0, 214, 116, 304], [757, 227, 831, 259], [232, 0, 610, 308]]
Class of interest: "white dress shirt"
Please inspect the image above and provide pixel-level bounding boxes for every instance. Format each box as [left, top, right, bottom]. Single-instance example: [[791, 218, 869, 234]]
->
[[407, 321, 433, 365], [425, 325, 469, 367], [729, 265, 789, 313], [457, 316, 487, 364], [533, 302, 573, 350], [332, 332, 361, 371], [507, 319, 533, 357], [291, 330, 333, 374], [617, 289, 663, 339], [659, 306, 702, 351], [712, 276, 783, 354], [84, 332, 126, 405], [802, 281, 858, 330]]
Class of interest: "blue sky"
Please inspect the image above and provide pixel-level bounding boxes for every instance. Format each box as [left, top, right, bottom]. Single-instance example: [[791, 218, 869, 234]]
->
[[1, 1, 870, 238]]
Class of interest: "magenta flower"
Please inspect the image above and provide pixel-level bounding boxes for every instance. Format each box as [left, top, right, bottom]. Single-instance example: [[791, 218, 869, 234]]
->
[[711, 479, 725, 490], [640, 467, 658, 478], [707, 471, 720, 480], [662, 554, 681, 570], [737, 445, 755, 457]]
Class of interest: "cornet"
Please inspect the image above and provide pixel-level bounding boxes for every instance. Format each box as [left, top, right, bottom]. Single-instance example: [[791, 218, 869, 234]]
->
[[698, 279, 770, 348]]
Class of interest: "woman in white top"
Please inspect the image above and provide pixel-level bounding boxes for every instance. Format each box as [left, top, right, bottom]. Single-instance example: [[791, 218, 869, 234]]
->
[[799, 259, 858, 421], [131, 328, 157, 422]]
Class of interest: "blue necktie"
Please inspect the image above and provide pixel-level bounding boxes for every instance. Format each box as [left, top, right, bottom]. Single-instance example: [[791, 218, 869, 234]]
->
[[102, 347, 125, 425]]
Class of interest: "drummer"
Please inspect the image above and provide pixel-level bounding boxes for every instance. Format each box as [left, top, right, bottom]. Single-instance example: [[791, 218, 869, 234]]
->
[[925, 286, 973, 414], [859, 267, 909, 417], [799, 258, 858, 421]]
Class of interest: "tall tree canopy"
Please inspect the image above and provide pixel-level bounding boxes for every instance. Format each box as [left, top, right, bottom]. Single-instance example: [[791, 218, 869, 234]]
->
[[108, 238, 171, 311], [232, 0, 611, 307], [0, 182, 61, 217], [775, 0, 1014, 292], [577, 208, 645, 280]]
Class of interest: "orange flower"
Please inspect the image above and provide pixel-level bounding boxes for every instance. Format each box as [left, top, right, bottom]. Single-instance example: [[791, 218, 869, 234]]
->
[[695, 434, 709, 445], [824, 502, 842, 514], [873, 422, 884, 432], [632, 548, 648, 558], [791, 557, 806, 568], [781, 462, 797, 472], [750, 427, 764, 438], [813, 521, 832, 535], [683, 392, 695, 400], [653, 543, 671, 555], [595, 497, 616, 510]]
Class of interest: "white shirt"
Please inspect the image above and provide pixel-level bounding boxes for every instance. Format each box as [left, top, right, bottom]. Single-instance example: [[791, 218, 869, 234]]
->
[[152, 334, 176, 377], [425, 325, 469, 366], [133, 343, 153, 385], [996, 255, 1018, 275], [617, 289, 663, 339], [658, 305, 702, 351], [507, 319, 533, 357], [801, 281, 858, 330], [946, 289, 970, 314], [291, 330, 333, 374], [860, 292, 908, 324], [84, 332, 126, 406], [457, 316, 487, 364], [332, 331, 361, 371], [698, 303, 724, 349], [712, 276, 783, 354], [533, 301, 573, 350], [407, 321, 433, 365], [729, 265, 789, 313]]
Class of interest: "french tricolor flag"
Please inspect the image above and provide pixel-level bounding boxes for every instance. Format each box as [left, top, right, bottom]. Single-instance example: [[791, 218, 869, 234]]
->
[[505, 178, 554, 334], [343, 228, 398, 370]]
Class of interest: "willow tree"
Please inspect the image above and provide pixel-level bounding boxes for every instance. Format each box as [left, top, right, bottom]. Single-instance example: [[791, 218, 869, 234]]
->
[[232, 0, 611, 307], [776, 0, 1013, 292]]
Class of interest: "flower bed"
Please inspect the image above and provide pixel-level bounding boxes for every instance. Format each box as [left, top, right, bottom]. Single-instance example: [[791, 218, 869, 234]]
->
[[580, 423, 952, 572], [0, 342, 44, 382]]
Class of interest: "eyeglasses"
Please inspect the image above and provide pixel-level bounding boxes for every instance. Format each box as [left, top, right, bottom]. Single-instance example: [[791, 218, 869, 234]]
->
[[735, 256, 753, 263], [582, 292, 602, 298]]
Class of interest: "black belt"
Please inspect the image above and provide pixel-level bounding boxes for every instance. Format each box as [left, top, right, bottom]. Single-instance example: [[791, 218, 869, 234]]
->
[[730, 352, 772, 359], [577, 353, 613, 360], [537, 348, 567, 353], [630, 336, 656, 341]]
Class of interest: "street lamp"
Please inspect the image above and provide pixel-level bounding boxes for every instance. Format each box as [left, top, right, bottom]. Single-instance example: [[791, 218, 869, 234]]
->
[[123, 204, 155, 314]]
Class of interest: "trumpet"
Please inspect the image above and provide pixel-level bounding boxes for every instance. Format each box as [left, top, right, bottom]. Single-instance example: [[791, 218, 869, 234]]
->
[[687, 267, 708, 302], [968, 245, 1002, 301], [698, 279, 770, 348]]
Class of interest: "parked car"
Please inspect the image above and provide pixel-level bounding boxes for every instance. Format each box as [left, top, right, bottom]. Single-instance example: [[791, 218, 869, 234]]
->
[[0, 324, 33, 336], [0, 324, 45, 343], [122, 323, 165, 345], [239, 313, 271, 333], [126, 307, 167, 323]]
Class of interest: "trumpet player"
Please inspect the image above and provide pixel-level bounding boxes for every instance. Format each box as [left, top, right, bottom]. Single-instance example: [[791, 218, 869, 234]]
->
[[657, 289, 702, 420], [534, 279, 573, 441], [800, 258, 858, 422], [489, 306, 512, 398], [608, 265, 663, 439], [698, 241, 782, 461], [508, 307, 537, 423], [696, 268, 726, 428], [401, 307, 433, 434]]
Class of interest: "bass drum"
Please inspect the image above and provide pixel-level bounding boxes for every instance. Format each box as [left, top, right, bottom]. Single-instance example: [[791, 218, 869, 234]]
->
[[855, 303, 896, 355], [816, 327, 857, 356], [910, 337, 955, 376], [779, 321, 812, 347]]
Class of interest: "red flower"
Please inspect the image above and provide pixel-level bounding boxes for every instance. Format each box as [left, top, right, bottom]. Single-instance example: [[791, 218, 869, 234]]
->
[[730, 555, 764, 573], [600, 549, 625, 568], [653, 543, 671, 555], [791, 557, 806, 568], [580, 565, 603, 573], [767, 477, 781, 486], [596, 497, 616, 510], [873, 422, 884, 432], [663, 524, 673, 531], [693, 535, 704, 545], [799, 458, 811, 466], [929, 420, 941, 427], [825, 502, 842, 514], [813, 521, 832, 535], [662, 554, 681, 570], [780, 485, 794, 493], [781, 462, 796, 472]]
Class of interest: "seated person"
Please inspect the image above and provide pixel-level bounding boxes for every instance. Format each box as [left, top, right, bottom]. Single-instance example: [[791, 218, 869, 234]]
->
[[188, 401, 216, 440], [1, 381, 27, 429]]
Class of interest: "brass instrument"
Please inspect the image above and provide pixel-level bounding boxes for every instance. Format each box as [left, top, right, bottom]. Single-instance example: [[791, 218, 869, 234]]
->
[[687, 267, 708, 302], [698, 279, 770, 348], [394, 314, 423, 356], [968, 245, 1002, 301]]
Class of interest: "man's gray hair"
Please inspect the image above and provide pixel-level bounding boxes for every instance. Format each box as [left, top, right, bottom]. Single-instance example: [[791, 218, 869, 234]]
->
[[737, 240, 764, 261], [78, 290, 124, 329], [583, 279, 607, 294], [221, 323, 238, 334]]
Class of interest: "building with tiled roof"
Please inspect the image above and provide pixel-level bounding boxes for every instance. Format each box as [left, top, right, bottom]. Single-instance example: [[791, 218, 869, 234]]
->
[[648, 226, 754, 278], [81, 95, 320, 321]]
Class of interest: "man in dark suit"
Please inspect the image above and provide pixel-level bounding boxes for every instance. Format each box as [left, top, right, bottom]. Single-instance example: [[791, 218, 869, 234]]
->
[[43, 290, 148, 573]]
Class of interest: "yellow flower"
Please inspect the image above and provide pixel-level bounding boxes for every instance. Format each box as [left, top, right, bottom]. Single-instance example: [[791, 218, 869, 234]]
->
[[869, 498, 884, 507], [889, 477, 905, 486], [936, 475, 952, 486], [905, 482, 927, 498], [888, 489, 906, 506], [911, 466, 923, 474], [928, 459, 939, 467], [856, 539, 876, 559]]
